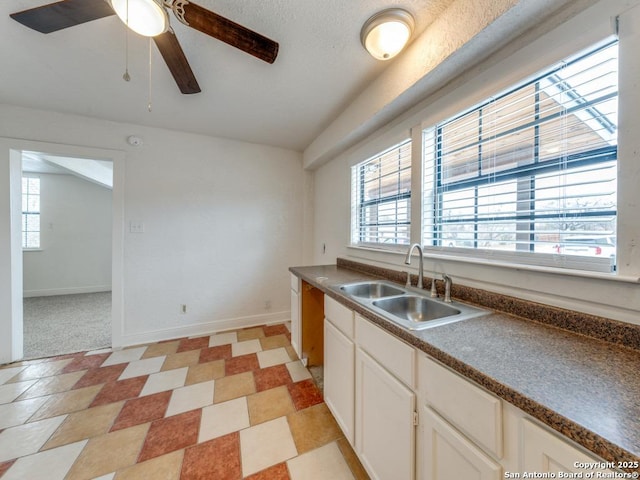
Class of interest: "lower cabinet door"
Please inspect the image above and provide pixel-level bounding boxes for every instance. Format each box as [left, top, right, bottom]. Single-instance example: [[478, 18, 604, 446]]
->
[[355, 348, 416, 480], [522, 419, 616, 475], [419, 407, 501, 480], [324, 319, 355, 445]]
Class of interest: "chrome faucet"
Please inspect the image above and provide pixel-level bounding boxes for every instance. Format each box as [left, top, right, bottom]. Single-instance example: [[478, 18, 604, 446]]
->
[[404, 243, 424, 289], [442, 274, 452, 303]]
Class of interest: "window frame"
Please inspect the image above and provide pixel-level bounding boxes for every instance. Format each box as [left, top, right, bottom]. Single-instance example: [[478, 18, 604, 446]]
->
[[351, 139, 412, 249], [22, 175, 41, 250], [421, 40, 618, 273]]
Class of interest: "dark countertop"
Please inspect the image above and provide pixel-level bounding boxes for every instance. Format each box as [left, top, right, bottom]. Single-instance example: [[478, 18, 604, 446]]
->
[[290, 264, 640, 471]]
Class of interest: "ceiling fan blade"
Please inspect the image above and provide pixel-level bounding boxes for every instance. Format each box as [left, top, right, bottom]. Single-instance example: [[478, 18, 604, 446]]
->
[[153, 30, 201, 94], [10, 0, 115, 34], [178, 1, 278, 64]]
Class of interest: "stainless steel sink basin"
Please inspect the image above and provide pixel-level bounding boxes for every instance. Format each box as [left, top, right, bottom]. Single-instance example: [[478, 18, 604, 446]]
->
[[334, 280, 489, 331], [339, 281, 406, 299], [372, 295, 460, 322]]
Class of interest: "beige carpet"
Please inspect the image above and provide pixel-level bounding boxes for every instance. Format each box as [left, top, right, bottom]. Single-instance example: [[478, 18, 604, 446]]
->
[[22, 292, 111, 359]]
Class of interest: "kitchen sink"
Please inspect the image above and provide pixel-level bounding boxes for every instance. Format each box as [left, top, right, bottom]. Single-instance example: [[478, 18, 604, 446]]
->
[[372, 295, 460, 322], [339, 281, 406, 299], [335, 280, 489, 331]]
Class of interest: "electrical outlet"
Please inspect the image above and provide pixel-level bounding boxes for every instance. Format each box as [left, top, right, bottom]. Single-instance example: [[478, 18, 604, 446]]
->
[[129, 221, 145, 233], [180, 304, 187, 314], [264, 300, 272, 310]]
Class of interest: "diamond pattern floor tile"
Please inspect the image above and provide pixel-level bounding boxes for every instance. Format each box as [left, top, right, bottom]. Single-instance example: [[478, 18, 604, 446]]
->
[[140, 367, 188, 397], [61, 353, 110, 374], [244, 462, 291, 480], [0, 415, 67, 462], [0, 397, 48, 429], [2, 439, 87, 480], [199, 397, 250, 443], [181, 432, 241, 480], [287, 442, 355, 480], [231, 339, 262, 357], [287, 380, 324, 411], [225, 354, 260, 376], [165, 380, 215, 418], [101, 347, 147, 367], [110, 391, 170, 432], [138, 409, 201, 462], [65, 423, 150, 480], [43, 401, 124, 450], [256, 348, 291, 369], [118, 356, 165, 381], [240, 416, 298, 477], [0, 323, 369, 479], [73, 364, 127, 389], [90, 376, 147, 408]]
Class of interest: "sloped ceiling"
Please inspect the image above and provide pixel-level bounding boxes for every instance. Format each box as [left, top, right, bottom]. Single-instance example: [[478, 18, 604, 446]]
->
[[0, 0, 454, 151]]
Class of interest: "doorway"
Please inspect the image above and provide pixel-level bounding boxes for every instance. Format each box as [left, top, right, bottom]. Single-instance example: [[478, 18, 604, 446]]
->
[[0, 138, 125, 364], [21, 152, 114, 358]]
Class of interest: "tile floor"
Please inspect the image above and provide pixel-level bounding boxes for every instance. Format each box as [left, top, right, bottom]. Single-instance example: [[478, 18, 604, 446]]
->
[[0, 323, 369, 480]]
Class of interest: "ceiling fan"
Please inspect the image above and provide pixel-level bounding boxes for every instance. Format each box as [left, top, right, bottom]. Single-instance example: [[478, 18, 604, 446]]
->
[[9, 0, 279, 94]]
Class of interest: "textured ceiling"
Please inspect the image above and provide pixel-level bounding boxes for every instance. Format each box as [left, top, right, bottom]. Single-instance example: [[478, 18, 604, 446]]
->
[[0, 0, 454, 151]]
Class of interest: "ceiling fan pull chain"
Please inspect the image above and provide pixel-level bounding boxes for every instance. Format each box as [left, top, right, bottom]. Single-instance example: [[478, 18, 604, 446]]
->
[[148, 37, 153, 112], [122, 0, 131, 82]]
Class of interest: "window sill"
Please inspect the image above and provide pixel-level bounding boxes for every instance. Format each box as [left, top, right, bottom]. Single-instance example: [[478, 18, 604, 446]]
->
[[347, 244, 640, 284], [22, 248, 43, 252]]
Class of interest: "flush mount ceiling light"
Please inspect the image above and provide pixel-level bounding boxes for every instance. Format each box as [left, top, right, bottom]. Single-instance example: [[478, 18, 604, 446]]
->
[[110, 0, 169, 37], [361, 8, 415, 61]]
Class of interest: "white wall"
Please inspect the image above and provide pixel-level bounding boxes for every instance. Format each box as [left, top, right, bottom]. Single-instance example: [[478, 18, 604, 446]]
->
[[0, 104, 305, 353], [311, 0, 640, 325], [23, 173, 113, 297]]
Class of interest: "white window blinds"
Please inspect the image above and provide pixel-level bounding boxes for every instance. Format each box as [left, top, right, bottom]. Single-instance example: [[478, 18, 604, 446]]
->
[[352, 139, 412, 247], [423, 41, 618, 272]]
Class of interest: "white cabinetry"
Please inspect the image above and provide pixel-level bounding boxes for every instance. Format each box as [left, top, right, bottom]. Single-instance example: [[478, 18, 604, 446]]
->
[[418, 354, 502, 480], [420, 407, 501, 480], [522, 419, 616, 475], [290, 273, 301, 358], [324, 296, 355, 445], [316, 291, 619, 480], [356, 315, 416, 480]]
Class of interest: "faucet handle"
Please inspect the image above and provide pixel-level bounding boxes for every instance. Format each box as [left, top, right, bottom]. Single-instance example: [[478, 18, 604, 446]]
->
[[442, 274, 452, 303], [430, 278, 438, 298]]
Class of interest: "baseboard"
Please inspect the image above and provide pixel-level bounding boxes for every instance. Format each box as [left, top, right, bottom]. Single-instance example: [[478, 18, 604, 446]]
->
[[23, 285, 112, 298], [115, 310, 292, 348]]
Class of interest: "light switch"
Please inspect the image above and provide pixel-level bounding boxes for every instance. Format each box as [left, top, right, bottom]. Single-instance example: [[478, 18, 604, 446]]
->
[[129, 221, 145, 233]]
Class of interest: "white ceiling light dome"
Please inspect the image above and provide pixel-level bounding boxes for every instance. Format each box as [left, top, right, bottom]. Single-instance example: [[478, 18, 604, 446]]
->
[[361, 8, 415, 61], [110, 0, 169, 37]]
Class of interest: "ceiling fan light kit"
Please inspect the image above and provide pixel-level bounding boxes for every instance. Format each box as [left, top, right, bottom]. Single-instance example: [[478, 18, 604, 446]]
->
[[110, 0, 169, 37], [361, 8, 414, 61], [9, 0, 279, 95]]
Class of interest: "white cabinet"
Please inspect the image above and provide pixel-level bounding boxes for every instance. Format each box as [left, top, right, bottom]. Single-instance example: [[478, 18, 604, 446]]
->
[[522, 419, 616, 475], [356, 347, 416, 480], [419, 354, 502, 458], [290, 273, 301, 359], [355, 315, 416, 480], [317, 293, 617, 480], [324, 296, 355, 445], [420, 407, 501, 480]]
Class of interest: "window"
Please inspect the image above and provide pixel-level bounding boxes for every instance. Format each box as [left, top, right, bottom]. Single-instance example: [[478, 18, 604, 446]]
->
[[22, 176, 40, 249], [423, 41, 618, 272], [351, 139, 412, 247]]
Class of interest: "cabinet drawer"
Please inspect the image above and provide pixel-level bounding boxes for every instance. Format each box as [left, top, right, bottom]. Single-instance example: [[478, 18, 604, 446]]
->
[[420, 355, 502, 459], [356, 314, 415, 387], [325, 296, 354, 338], [290, 273, 300, 293]]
